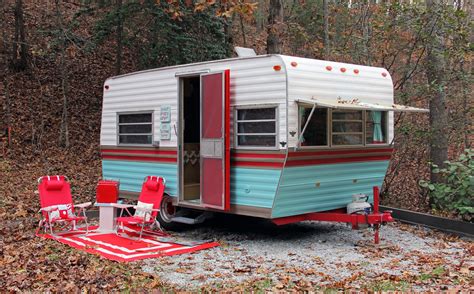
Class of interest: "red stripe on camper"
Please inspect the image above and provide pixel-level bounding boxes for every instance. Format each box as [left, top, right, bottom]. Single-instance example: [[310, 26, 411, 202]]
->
[[231, 161, 284, 168], [101, 149, 177, 155], [232, 153, 286, 159], [102, 155, 177, 163], [285, 155, 391, 167], [288, 148, 393, 157]]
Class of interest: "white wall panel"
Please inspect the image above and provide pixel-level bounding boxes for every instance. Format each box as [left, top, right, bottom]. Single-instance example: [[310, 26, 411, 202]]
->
[[279, 55, 395, 147], [100, 55, 287, 149]]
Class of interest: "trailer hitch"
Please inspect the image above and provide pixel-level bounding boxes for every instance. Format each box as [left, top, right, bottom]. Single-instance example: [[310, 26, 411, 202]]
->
[[273, 186, 393, 244]]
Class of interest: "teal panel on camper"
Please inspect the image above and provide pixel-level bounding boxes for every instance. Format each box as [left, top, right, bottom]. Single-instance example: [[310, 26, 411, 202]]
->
[[230, 167, 281, 208], [102, 160, 178, 196], [272, 160, 390, 218]]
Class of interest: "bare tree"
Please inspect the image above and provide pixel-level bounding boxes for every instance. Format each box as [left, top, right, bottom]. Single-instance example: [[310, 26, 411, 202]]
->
[[256, 0, 266, 33], [115, 0, 123, 75], [2, 79, 11, 148], [55, 0, 69, 148], [0, 0, 6, 56], [362, 0, 372, 65], [10, 0, 28, 71], [267, 0, 283, 54], [323, 0, 330, 59], [425, 0, 448, 185], [239, 14, 247, 47]]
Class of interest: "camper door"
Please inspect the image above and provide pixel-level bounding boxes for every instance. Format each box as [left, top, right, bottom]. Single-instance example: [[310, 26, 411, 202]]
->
[[200, 70, 231, 210]]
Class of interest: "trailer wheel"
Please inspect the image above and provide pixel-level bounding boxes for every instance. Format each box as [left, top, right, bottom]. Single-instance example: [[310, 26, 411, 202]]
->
[[157, 195, 184, 231]]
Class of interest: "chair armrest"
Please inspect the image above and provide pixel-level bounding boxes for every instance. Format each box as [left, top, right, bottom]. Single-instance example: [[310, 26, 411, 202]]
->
[[40, 205, 58, 212], [75, 202, 92, 209], [133, 206, 153, 213], [111, 203, 134, 209]]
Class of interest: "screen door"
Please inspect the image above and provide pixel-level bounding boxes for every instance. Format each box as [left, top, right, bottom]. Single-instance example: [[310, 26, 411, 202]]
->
[[200, 70, 230, 210]]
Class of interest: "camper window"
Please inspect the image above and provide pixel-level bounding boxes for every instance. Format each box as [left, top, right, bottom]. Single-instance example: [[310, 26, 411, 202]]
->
[[236, 107, 277, 148], [299, 106, 328, 146], [332, 110, 363, 145], [365, 111, 387, 144], [117, 112, 153, 145], [298, 108, 388, 147]]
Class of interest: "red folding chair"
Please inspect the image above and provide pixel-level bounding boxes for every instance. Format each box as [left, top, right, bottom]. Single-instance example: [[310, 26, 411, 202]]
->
[[113, 176, 165, 240], [37, 175, 91, 236]]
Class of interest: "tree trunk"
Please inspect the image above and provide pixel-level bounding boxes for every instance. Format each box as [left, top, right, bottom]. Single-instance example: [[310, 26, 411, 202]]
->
[[10, 0, 28, 71], [0, 0, 6, 55], [425, 0, 448, 185], [267, 0, 283, 54], [55, 0, 69, 148], [239, 14, 247, 47], [115, 0, 123, 75], [460, 60, 471, 149], [323, 0, 330, 59], [223, 13, 234, 57], [3, 79, 11, 148], [256, 0, 266, 33], [362, 0, 371, 65]]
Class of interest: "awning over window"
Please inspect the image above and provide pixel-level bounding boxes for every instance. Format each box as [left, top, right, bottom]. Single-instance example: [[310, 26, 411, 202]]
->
[[296, 97, 429, 113]]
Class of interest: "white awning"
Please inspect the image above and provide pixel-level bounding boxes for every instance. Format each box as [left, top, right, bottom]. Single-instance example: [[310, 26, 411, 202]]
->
[[296, 97, 429, 113]]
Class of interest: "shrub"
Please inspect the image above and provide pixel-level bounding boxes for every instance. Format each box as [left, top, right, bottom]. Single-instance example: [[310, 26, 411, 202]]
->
[[419, 149, 474, 221]]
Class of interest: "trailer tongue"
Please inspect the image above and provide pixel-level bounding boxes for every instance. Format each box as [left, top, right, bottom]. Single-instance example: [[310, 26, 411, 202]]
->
[[272, 186, 393, 244]]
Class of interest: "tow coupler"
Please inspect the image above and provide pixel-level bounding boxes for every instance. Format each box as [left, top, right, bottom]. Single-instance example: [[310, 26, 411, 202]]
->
[[272, 187, 393, 244]]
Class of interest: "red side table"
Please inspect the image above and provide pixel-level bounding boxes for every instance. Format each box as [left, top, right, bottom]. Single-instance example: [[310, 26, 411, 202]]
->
[[94, 180, 119, 233]]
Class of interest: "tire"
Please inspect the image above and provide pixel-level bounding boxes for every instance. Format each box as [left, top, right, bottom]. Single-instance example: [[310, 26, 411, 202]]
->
[[156, 195, 185, 231]]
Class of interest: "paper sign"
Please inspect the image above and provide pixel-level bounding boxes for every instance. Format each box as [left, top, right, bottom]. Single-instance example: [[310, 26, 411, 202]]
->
[[160, 106, 171, 122], [160, 123, 171, 140]]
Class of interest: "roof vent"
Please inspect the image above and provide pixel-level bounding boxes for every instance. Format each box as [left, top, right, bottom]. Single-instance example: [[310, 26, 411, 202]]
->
[[234, 47, 257, 57]]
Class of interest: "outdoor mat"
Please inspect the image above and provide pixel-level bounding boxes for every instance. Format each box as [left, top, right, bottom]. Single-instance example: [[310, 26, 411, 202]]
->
[[37, 225, 219, 262]]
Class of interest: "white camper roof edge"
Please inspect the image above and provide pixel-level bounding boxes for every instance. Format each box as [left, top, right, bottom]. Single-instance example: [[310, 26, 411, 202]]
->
[[105, 54, 391, 81], [107, 54, 281, 81]]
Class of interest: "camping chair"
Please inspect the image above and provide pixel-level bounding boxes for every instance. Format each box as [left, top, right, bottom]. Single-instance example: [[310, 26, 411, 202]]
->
[[37, 175, 91, 236], [113, 176, 166, 240]]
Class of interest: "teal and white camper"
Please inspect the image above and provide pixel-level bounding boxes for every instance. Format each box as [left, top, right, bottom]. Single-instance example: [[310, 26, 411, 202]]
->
[[100, 49, 427, 227]]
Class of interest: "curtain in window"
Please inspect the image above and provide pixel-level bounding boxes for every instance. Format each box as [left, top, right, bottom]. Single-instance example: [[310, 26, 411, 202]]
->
[[371, 111, 383, 143]]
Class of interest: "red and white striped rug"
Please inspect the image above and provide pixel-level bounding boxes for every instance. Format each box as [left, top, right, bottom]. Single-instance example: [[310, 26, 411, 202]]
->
[[37, 225, 219, 262]]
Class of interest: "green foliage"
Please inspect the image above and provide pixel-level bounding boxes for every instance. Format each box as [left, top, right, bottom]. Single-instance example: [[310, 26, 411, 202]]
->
[[419, 149, 474, 219], [419, 266, 446, 281], [368, 280, 410, 291], [92, 0, 231, 70]]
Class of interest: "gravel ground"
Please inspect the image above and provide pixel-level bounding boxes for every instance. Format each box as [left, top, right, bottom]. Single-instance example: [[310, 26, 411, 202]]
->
[[142, 214, 473, 291]]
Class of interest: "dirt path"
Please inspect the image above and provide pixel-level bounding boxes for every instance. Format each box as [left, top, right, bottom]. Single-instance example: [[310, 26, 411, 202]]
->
[[142, 215, 473, 291]]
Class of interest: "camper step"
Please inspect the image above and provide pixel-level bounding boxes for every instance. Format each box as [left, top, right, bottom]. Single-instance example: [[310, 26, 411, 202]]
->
[[171, 212, 212, 225]]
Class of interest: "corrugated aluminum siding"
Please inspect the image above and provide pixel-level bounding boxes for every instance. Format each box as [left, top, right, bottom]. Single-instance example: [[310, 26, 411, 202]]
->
[[279, 55, 395, 148], [271, 160, 390, 218], [103, 159, 280, 208], [100, 55, 288, 149], [230, 167, 281, 208], [102, 160, 178, 195]]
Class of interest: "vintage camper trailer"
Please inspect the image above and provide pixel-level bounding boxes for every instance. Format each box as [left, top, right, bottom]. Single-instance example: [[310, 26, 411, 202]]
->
[[100, 50, 427, 228]]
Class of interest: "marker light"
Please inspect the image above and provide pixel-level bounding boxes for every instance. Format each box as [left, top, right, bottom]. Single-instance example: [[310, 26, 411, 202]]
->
[[382, 72, 388, 77], [104, 85, 110, 90], [340, 67, 347, 73], [354, 69, 359, 74], [291, 61, 298, 67], [326, 66, 332, 71], [273, 65, 282, 71]]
